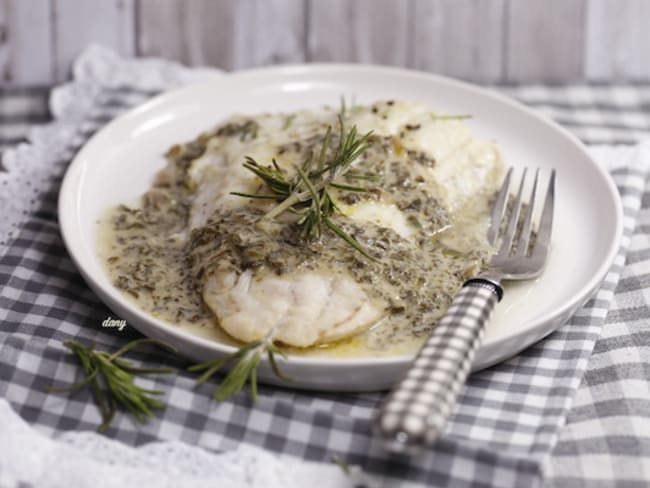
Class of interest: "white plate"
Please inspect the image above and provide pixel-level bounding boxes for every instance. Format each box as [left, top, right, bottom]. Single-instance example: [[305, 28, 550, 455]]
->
[[58, 65, 622, 391]]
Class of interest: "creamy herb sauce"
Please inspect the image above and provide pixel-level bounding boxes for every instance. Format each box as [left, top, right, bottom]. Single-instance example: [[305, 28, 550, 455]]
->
[[98, 103, 496, 358]]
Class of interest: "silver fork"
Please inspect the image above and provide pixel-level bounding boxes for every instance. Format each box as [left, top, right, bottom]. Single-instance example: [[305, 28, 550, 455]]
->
[[376, 167, 555, 454]]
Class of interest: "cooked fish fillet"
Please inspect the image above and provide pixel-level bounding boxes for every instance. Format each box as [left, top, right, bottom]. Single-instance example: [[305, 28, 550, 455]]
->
[[202, 269, 385, 347], [184, 101, 504, 347]]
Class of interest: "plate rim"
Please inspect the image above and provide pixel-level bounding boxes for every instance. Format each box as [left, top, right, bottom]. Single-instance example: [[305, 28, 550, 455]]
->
[[58, 62, 624, 371]]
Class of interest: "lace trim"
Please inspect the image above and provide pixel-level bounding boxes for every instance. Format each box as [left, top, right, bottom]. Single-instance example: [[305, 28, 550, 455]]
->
[[0, 44, 218, 256]]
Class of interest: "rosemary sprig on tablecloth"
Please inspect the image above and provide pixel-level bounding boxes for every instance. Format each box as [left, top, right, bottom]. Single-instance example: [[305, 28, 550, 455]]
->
[[188, 333, 291, 402], [51, 334, 292, 429], [49, 338, 176, 432]]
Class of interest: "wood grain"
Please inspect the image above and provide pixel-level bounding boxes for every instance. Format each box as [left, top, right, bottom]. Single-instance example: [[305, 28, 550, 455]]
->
[[584, 0, 650, 80], [1, 0, 650, 85], [138, 0, 305, 70], [0, 0, 53, 84], [307, 0, 410, 66], [506, 0, 586, 83], [52, 0, 135, 82], [412, 0, 505, 82], [245, 0, 306, 66]]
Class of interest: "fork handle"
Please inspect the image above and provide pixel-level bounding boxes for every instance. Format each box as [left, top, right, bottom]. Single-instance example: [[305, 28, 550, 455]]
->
[[376, 279, 502, 453]]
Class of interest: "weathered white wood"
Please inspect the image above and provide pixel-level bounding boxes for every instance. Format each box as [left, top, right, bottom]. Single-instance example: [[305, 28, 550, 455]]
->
[[52, 0, 136, 82], [584, 0, 650, 81], [0, 0, 53, 84], [412, 0, 505, 82], [244, 0, 306, 67], [135, 0, 185, 62], [307, 0, 410, 66], [506, 0, 586, 83], [2, 0, 650, 85], [137, 0, 305, 70], [306, 0, 352, 62]]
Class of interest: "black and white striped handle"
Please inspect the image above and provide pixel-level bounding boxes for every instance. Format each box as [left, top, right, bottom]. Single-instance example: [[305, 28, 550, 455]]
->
[[377, 279, 502, 453]]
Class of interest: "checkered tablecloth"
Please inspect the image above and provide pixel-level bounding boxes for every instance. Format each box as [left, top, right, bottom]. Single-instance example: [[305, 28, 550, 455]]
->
[[1, 47, 650, 488]]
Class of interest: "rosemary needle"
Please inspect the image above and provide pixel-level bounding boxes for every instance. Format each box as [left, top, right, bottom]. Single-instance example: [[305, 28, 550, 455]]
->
[[50, 338, 177, 432]]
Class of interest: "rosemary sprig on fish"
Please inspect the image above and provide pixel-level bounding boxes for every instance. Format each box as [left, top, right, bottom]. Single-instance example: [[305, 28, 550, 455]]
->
[[231, 117, 374, 258]]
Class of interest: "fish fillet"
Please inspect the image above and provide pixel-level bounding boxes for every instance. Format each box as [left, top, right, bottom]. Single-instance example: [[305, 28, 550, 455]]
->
[[202, 269, 385, 347], [185, 101, 504, 348]]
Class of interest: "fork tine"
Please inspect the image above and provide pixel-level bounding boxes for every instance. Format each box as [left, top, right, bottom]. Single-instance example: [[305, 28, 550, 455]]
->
[[515, 168, 539, 256], [499, 168, 527, 255], [487, 168, 512, 245], [532, 169, 555, 257]]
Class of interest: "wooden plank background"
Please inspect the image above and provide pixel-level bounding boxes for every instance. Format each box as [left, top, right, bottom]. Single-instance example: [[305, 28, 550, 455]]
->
[[0, 0, 649, 86]]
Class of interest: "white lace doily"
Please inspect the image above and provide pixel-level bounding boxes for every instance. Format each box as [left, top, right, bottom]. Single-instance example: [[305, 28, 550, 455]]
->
[[0, 44, 219, 255], [0, 399, 371, 488]]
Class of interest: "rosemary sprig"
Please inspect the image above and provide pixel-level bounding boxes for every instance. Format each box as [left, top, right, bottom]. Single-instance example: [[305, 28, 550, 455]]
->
[[50, 338, 177, 432], [188, 334, 291, 402], [232, 116, 375, 258], [430, 112, 472, 121]]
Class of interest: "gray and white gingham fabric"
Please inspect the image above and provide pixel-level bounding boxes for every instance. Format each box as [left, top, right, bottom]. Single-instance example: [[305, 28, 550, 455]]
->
[[1, 50, 650, 487], [498, 84, 650, 145], [546, 146, 650, 487], [0, 87, 50, 162], [379, 283, 501, 452]]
